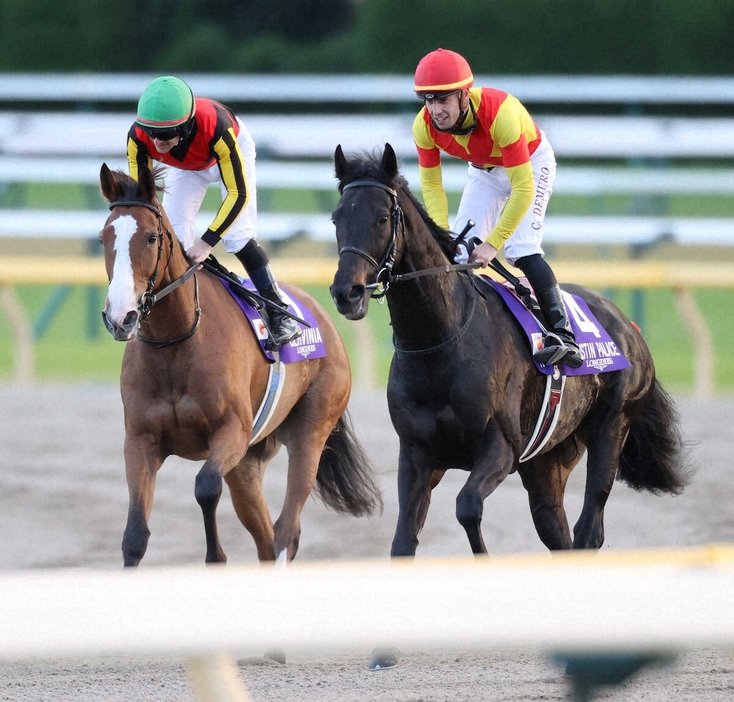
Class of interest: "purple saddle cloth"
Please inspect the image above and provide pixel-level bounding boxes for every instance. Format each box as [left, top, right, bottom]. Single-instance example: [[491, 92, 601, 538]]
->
[[482, 276, 631, 376], [217, 276, 327, 364]]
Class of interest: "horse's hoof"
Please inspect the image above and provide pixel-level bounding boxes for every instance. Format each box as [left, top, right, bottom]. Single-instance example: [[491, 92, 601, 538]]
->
[[368, 647, 401, 670], [264, 648, 286, 664]]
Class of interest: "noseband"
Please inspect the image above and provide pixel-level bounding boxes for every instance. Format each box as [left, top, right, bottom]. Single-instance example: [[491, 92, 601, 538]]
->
[[108, 199, 201, 348], [337, 179, 404, 299]]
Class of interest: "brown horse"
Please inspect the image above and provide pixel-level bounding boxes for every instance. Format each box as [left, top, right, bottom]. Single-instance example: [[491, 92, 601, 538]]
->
[[99, 163, 381, 567]]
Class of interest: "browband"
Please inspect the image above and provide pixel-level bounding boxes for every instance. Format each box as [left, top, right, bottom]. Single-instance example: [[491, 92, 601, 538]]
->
[[342, 179, 397, 197], [109, 200, 162, 217]]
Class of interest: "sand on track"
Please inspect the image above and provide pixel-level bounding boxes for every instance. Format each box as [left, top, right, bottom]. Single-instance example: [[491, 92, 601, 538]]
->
[[1, 384, 733, 701]]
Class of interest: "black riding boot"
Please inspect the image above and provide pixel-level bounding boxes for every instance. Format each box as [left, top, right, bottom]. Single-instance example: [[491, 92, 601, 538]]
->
[[235, 242, 301, 349], [533, 284, 584, 369]]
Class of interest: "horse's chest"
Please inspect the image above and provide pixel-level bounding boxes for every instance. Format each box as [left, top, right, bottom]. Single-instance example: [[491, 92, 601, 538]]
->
[[140, 395, 203, 430], [390, 395, 484, 456]]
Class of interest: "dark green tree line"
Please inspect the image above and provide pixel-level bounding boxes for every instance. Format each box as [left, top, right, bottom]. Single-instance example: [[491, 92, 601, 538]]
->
[[0, 0, 732, 74]]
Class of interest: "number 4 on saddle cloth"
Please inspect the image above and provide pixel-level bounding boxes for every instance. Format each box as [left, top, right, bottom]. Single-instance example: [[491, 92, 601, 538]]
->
[[478, 275, 631, 462], [204, 259, 327, 445]]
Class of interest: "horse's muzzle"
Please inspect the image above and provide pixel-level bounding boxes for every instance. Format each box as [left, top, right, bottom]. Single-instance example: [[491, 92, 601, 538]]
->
[[101, 308, 139, 341], [330, 282, 369, 320]]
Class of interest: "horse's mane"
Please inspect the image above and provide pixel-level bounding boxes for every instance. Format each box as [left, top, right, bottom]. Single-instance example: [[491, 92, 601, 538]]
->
[[337, 150, 457, 260]]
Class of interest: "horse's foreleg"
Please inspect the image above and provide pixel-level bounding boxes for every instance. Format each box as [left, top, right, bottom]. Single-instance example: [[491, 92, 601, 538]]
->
[[518, 439, 582, 551], [122, 438, 162, 567], [390, 447, 439, 557], [457, 431, 515, 555], [573, 416, 629, 549], [195, 461, 227, 563], [196, 425, 251, 564]]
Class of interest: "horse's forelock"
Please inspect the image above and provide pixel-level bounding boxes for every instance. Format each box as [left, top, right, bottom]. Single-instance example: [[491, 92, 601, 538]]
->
[[109, 167, 165, 206], [337, 150, 398, 192]]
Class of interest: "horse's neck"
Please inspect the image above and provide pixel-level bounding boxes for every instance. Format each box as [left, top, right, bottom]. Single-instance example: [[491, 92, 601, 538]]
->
[[142, 246, 198, 336], [388, 214, 473, 350]]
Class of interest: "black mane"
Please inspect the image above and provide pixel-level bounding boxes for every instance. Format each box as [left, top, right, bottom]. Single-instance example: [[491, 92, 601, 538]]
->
[[337, 149, 457, 260]]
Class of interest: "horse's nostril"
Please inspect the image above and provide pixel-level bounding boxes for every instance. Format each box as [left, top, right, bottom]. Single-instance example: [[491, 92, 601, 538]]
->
[[348, 285, 365, 302], [122, 310, 139, 329], [330, 284, 365, 307]]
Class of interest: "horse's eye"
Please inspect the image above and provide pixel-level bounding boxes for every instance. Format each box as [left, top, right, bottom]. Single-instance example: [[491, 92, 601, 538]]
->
[[378, 215, 389, 225], [147, 233, 158, 246]]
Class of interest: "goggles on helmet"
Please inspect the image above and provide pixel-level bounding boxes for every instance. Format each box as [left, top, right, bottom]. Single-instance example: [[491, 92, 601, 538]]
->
[[417, 89, 462, 102], [141, 124, 185, 141]]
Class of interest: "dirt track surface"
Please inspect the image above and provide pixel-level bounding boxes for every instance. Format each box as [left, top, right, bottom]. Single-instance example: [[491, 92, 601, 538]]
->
[[1, 384, 733, 701]]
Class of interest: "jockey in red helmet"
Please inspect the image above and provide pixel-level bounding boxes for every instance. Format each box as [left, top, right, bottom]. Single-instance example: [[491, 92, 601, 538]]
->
[[413, 49, 583, 369], [128, 76, 300, 349]]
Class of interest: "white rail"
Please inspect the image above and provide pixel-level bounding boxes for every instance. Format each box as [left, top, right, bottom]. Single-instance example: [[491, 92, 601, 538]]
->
[[1, 547, 733, 701], [3, 112, 734, 159], [3, 156, 734, 195], [1, 73, 733, 104]]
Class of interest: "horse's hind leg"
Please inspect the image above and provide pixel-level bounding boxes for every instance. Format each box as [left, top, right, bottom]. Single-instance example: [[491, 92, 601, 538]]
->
[[518, 438, 583, 551], [573, 415, 630, 549], [225, 439, 277, 562], [272, 443, 322, 562], [121, 439, 163, 567]]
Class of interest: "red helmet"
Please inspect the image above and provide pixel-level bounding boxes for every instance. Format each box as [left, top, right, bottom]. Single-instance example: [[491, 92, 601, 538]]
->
[[414, 48, 474, 98]]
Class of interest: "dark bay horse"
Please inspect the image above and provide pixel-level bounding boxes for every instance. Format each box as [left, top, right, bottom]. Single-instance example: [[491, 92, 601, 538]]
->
[[330, 143, 688, 558], [99, 163, 381, 567]]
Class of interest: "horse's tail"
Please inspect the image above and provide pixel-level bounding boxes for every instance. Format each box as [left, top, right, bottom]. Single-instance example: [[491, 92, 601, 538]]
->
[[617, 378, 691, 494], [315, 411, 383, 516]]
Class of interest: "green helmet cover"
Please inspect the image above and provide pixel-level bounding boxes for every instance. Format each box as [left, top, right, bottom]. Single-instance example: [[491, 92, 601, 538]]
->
[[136, 76, 195, 129]]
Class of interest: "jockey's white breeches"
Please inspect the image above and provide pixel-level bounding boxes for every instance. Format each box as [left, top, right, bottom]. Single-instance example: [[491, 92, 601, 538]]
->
[[161, 118, 258, 254], [453, 131, 556, 265]]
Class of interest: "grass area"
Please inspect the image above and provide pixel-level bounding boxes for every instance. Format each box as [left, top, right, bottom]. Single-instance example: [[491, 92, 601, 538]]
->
[[1, 282, 732, 393]]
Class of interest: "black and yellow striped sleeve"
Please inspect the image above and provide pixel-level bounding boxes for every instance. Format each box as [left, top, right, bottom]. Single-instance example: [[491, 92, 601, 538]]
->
[[127, 127, 152, 180], [200, 127, 249, 246]]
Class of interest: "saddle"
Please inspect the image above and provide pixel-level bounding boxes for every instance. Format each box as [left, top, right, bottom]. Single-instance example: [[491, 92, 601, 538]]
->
[[202, 256, 327, 365], [474, 273, 631, 377], [473, 269, 632, 462]]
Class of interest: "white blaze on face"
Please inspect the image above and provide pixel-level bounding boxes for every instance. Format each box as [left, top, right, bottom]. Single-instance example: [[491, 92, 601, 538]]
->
[[106, 215, 139, 324]]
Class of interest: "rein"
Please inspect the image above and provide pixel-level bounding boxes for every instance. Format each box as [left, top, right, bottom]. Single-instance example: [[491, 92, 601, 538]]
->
[[109, 199, 202, 348]]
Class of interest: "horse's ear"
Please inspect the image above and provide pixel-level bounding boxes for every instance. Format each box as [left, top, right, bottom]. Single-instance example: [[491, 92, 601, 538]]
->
[[381, 143, 399, 180], [137, 164, 157, 203], [334, 144, 352, 184], [99, 163, 120, 203]]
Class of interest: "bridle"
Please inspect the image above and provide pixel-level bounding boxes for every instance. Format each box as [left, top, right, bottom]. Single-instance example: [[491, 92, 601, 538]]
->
[[337, 179, 404, 299], [108, 199, 201, 348], [336, 179, 479, 298]]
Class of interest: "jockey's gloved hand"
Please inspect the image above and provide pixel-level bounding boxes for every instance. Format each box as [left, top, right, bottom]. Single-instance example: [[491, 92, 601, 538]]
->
[[453, 236, 483, 265]]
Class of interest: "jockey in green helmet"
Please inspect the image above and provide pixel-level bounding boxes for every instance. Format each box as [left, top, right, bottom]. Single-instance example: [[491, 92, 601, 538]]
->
[[128, 76, 301, 350]]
